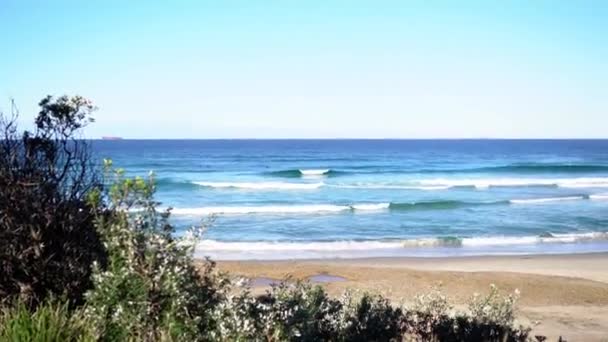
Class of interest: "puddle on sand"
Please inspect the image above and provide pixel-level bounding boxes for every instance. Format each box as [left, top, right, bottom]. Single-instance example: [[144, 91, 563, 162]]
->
[[249, 277, 280, 287], [308, 274, 347, 283], [249, 274, 347, 287]]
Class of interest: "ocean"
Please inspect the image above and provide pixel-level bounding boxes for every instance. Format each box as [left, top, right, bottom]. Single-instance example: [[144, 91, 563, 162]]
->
[[92, 139, 608, 260]]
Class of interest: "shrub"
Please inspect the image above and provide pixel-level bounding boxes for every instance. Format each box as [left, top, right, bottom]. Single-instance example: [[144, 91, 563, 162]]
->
[[403, 285, 531, 342], [0, 96, 107, 307], [83, 165, 228, 341], [336, 290, 403, 341], [468, 284, 520, 326], [211, 281, 343, 341], [212, 281, 534, 342], [213, 283, 401, 342], [0, 299, 95, 342]]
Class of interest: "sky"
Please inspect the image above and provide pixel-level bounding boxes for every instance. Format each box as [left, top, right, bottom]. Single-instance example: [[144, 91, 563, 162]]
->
[[0, 0, 607, 139]]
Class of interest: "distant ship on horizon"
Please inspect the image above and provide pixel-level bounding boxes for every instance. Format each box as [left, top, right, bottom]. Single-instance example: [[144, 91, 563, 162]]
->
[[101, 136, 124, 140]]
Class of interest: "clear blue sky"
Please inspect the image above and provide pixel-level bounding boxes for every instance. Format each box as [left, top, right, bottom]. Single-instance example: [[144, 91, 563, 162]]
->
[[1, 0, 606, 138]]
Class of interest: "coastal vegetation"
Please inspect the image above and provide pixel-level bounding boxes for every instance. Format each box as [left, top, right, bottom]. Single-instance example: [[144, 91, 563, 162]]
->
[[0, 96, 106, 307], [0, 96, 541, 341]]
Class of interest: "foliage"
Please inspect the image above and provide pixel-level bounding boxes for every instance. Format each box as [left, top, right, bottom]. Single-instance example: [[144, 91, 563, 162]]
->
[[210, 281, 532, 342], [0, 96, 106, 307], [0, 299, 95, 342], [402, 285, 531, 342], [211, 281, 344, 341], [334, 290, 403, 341], [468, 284, 520, 326], [83, 163, 229, 341]]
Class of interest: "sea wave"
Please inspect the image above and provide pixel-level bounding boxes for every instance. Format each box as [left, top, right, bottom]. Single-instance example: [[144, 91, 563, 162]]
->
[[171, 203, 400, 215], [196, 232, 608, 255], [430, 163, 608, 174], [390, 200, 505, 210], [171, 204, 349, 215], [263, 163, 608, 179], [417, 177, 608, 189], [331, 183, 452, 190], [463, 232, 608, 246], [330, 177, 608, 190], [267, 168, 344, 178], [400, 232, 608, 248], [590, 193, 608, 200], [187, 177, 608, 192], [193, 181, 323, 190], [351, 203, 391, 210], [509, 196, 586, 204], [170, 200, 486, 216], [169, 195, 601, 216], [300, 169, 330, 176], [155, 177, 201, 190]]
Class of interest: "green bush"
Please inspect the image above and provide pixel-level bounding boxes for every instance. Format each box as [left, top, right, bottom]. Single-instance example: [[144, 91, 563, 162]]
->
[[212, 281, 344, 341], [0, 300, 95, 342], [0, 96, 106, 307], [211, 281, 533, 342], [402, 285, 531, 342], [83, 164, 228, 341], [335, 290, 403, 341]]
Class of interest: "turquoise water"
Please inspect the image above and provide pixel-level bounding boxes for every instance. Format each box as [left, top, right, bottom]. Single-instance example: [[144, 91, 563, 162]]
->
[[93, 140, 608, 260]]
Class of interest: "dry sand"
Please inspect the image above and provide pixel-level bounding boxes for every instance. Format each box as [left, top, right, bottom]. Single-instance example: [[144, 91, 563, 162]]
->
[[214, 253, 608, 341]]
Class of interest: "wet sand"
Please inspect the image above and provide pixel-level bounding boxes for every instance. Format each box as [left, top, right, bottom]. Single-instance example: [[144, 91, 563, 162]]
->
[[212, 253, 608, 341]]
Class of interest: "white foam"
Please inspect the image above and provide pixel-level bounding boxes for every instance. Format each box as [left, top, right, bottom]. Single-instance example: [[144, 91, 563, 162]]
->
[[461, 233, 608, 246], [558, 179, 608, 188], [171, 203, 393, 215], [351, 203, 391, 211], [197, 240, 405, 252], [195, 232, 608, 260], [590, 193, 608, 200], [509, 196, 584, 204], [546, 232, 608, 243], [194, 181, 323, 190], [401, 238, 462, 247], [462, 236, 539, 246], [299, 169, 330, 176], [332, 184, 451, 190], [418, 177, 608, 189], [171, 204, 350, 215]]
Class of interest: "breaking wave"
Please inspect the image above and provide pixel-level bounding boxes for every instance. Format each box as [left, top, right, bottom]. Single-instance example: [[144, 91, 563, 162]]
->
[[425, 163, 608, 174], [168, 177, 608, 192], [195, 232, 608, 260], [267, 168, 344, 178], [416, 177, 608, 189], [590, 193, 608, 200], [509, 196, 586, 204], [193, 181, 323, 190], [169, 195, 602, 216]]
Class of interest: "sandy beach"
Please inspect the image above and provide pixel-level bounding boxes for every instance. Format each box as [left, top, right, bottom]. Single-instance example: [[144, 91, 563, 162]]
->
[[214, 253, 608, 341]]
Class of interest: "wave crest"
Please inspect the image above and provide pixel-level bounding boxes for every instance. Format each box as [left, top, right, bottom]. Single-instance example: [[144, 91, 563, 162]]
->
[[195, 232, 608, 259], [172, 204, 348, 215], [509, 196, 585, 204], [433, 163, 608, 174], [268, 168, 342, 178], [194, 181, 323, 190], [170, 195, 604, 216], [418, 177, 608, 189]]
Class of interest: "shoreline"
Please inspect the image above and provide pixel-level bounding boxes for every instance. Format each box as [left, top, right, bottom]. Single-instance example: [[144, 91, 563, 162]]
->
[[195, 236, 608, 261], [208, 252, 608, 340], [225, 252, 608, 282]]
